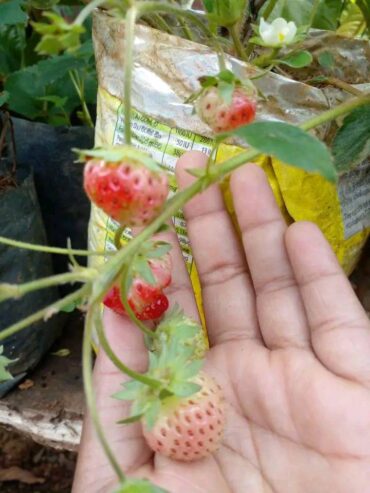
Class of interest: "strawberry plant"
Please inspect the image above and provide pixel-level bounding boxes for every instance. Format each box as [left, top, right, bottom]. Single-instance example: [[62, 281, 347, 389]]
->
[[0, 0, 96, 126], [0, 0, 369, 492]]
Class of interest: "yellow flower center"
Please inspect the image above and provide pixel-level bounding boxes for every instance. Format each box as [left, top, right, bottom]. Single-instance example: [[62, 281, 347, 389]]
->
[[278, 32, 285, 42]]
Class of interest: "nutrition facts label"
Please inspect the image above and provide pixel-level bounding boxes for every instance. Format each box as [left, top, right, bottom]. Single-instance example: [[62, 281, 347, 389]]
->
[[106, 106, 214, 269], [338, 158, 370, 239]]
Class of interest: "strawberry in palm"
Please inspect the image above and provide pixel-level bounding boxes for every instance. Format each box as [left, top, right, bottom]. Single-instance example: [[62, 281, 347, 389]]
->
[[115, 339, 225, 462], [104, 243, 172, 321], [142, 371, 225, 461], [80, 146, 168, 227]]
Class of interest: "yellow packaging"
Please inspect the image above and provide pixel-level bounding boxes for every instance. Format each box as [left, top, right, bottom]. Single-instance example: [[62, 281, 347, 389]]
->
[[91, 11, 370, 324]]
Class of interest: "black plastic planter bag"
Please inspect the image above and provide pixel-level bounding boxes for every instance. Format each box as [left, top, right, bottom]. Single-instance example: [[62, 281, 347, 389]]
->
[[0, 159, 62, 397], [11, 118, 94, 279]]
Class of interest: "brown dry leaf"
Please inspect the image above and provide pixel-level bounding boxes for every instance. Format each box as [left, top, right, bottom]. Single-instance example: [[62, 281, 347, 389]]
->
[[18, 379, 34, 390], [0, 466, 45, 484]]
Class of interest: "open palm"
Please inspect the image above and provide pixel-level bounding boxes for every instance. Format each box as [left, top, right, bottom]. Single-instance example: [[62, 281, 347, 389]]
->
[[73, 152, 370, 493]]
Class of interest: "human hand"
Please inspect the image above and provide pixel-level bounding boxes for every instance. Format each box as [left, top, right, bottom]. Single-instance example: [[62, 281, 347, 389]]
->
[[73, 151, 370, 493]]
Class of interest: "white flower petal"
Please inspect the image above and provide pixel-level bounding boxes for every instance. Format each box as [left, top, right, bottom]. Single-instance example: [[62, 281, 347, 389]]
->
[[284, 21, 297, 44], [259, 16, 297, 46], [271, 17, 289, 31]]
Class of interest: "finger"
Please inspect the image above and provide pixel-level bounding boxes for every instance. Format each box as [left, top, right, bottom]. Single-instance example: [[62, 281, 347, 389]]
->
[[176, 151, 260, 346], [73, 310, 150, 492], [230, 164, 310, 350], [286, 221, 370, 385], [154, 224, 200, 322]]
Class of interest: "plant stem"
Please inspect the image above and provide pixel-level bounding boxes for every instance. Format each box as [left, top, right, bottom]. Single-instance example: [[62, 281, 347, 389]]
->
[[262, 0, 279, 21], [0, 270, 96, 303], [124, 6, 137, 145], [74, 0, 106, 25], [300, 94, 370, 131], [114, 226, 125, 250], [229, 23, 248, 62], [150, 14, 174, 34], [325, 77, 365, 98], [0, 236, 108, 257], [120, 266, 155, 339], [252, 47, 280, 67], [89, 94, 370, 304], [83, 306, 125, 482], [69, 70, 94, 129], [0, 286, 89, 343], [308, 0, 320, 30], [95, 309, 161, 388]]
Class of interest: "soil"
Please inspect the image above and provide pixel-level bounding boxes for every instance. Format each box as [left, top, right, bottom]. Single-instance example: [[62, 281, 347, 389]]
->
[[0, 426, 76, 492]]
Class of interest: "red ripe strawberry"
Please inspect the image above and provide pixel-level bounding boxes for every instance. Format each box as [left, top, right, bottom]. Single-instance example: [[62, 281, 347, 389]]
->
[[82, 146, 168, 227], [142, 372, 225, 462], [103, 254, 172, 321], [196, 86, 257, 133]]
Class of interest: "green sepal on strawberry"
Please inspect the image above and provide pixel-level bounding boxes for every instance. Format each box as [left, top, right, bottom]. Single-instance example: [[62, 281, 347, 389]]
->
[[190, 70, 257, 134], [114, 339, 225, 462], [103, 241, 172, 321], [76, 145, 169, 227], [152, 305, 208, 361]]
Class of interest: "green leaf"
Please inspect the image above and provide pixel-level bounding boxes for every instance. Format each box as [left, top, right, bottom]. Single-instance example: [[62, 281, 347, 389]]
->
[[38, 95, 68, 107], [0, 346, 15, 382], [135, 257, 156, 285], [218, 69, 236, 84], [170, 381, 201, 398], [234, 122, 337, 182], [117, 414, 143, 425], [312, 0, 343, 30], [75, 146, 162, 173], [144, 399, 161, 430], [33, 12, 85, 55], [279, 50, 313, 68], [179, 359, 204, 379], [218, 80, 234, 105], [0, 90, 9, 106], [114, 478, 169, 493], [318, 51, 334, 69], [259, 0, 343, 31], [146, 242, 172, 259], [0, 0, 27, 25], [332, 105, 370, 173], [203, 0, 248, 27], [61, 298, 82, 313], [4, 46, 91, 120], [154, 224, 170, 234], [114, 387, 141, 401], [337, 1, 366, 37], [199, 75, 218, 88], [28, 0, 60, 9]]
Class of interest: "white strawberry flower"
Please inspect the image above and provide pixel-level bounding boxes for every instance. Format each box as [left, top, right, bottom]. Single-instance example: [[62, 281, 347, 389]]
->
[[259, 17, 297, 47]]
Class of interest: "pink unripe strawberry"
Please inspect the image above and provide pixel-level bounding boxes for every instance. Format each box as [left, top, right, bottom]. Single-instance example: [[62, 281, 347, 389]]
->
[[142, 372, 225, 461], [196, 86, 257, 133]]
